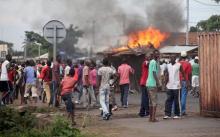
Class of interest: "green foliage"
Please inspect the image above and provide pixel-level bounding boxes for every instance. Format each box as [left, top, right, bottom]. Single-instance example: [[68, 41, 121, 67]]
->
[[50, 116, 83, 137], [24, 31, 52, 58], [189, 26, 198, 32], [0, 107, 37, 135], [0, 107, 87, 137], [190, 15, 220, 32], [57, 24, 84, 56], [23, 24, 84, 58]]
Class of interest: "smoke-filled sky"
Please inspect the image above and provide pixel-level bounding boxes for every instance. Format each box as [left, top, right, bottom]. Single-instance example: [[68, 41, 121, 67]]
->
[[0, 0, 219, 51]]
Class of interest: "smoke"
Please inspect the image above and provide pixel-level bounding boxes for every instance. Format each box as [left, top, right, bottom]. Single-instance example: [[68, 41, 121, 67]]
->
[[9, 0, 185, 51], [146, 0, 185, 32]]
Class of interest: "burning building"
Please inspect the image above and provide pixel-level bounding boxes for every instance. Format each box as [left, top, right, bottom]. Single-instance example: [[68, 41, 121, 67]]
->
[[97, 27, 199, 92]]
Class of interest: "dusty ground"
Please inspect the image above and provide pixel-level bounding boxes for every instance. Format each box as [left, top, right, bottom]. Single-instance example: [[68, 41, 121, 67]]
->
[[12, 92, 220, 137]]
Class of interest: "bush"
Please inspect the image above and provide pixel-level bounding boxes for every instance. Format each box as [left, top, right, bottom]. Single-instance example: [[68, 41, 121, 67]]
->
[[0, 107, 85, 137], [0, 107, 36, 135]]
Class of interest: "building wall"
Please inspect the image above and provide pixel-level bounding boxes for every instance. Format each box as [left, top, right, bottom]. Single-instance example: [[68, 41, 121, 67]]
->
[[199, 32, 220, 117], [166, 32, 198, 46], [0, 44, 8, 58]]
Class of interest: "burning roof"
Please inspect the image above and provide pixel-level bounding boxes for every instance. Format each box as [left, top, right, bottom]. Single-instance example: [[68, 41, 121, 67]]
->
[[112, 27, 170, 52]]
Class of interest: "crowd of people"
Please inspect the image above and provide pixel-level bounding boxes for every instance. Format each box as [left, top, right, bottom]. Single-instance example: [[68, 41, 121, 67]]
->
[[0, 49, 199, 125]]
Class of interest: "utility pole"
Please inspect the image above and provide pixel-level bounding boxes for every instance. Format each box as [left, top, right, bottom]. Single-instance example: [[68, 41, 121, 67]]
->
[[24, 40, 28, 60], [122, 15, 126, 35], [186, 0, 189, 45]]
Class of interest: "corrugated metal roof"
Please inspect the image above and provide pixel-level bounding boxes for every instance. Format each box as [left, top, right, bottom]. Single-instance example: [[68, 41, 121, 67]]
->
[[159, 45, 198, 54]]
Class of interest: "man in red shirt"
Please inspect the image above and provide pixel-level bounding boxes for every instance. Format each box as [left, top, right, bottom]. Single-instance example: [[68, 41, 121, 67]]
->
[[41, 60, 52, 106], [60, 68, 77, 125], [118, 58, 134, 108], [179, 51, 192, 116], [139, 55, 150, 117]]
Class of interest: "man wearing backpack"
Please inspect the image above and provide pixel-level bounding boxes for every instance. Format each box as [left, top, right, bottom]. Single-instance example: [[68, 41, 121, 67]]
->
[[41, 60, 52, 106]]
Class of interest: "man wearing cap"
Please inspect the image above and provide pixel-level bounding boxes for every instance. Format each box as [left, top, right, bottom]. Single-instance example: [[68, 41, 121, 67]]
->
[[191, 56, 199, 97], [179, 51, 192, 116]]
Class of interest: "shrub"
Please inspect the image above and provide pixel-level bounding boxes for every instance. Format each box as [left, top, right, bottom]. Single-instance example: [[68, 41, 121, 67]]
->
[[0, 107, 86, 137]]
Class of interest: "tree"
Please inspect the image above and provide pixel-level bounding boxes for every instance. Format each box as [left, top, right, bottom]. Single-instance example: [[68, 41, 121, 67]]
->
[[57, 24, 83, 57], [24, 31, 51, 58], [24, 24, 84, 58], [190, 15, 220, 32], [189, 26, 198, 32]]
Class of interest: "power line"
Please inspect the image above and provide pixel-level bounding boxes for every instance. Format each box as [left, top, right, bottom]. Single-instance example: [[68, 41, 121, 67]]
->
[[192, 0, 220, 6]]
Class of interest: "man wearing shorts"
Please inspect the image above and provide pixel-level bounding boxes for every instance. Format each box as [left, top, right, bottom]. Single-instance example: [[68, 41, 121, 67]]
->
[[146, 50, 160, 122], [24, 60, 38, 103], [0, 54, 12, 105]]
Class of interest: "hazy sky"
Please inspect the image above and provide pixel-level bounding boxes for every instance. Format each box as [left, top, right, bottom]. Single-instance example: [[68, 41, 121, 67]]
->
[[0, 0, 219, 51]]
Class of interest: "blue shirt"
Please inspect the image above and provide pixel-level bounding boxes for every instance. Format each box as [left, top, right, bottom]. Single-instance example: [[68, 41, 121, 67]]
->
[[24, 66, 36, 84]]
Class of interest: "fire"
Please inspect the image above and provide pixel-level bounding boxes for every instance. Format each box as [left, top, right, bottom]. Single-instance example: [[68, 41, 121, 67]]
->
[[113, 27, 169, 52]]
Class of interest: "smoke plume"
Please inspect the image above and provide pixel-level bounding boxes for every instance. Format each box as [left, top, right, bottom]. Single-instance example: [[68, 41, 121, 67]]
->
[[14, 0, 185, 50], [146, 0, 185, 32]]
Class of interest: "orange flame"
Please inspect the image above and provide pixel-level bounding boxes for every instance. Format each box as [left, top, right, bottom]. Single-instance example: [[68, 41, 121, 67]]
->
[[113, 27, 169, 52]]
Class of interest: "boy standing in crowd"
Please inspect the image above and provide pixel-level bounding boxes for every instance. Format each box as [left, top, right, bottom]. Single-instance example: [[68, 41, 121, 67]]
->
[[52, 55, 61, 107], [139, 54, 150, 117], [179, 51, 192, 116], [191, 56, 199, 97], [82, 60, 96, 108], [163, 56, 185, 119], [118, 58, 134, 108], [147, 50, 160, 122], [0, 54, 12, 105], [24, 60, 38, 104], [41, 60, 52, 106]]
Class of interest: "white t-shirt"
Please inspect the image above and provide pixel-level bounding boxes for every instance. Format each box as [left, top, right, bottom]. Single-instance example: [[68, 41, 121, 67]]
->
[[64, 65, 71, 77], [160, 63, 167, 76], [98, 66, 115, 89], [166, 63, 181, 89], [0, 60, 9, 81]]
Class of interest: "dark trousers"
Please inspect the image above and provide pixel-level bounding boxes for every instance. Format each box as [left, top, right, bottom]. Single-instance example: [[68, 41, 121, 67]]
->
[[120, 84, 129, 106], [165, 89, 181, 117], [139, 85, 149, 116]]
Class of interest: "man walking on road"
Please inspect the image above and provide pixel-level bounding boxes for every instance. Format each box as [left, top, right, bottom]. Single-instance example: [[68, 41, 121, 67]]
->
[[97, 58, 115, 120], [146, 50, 160, 122], [118, 58, 134, 108], [163, 56, 185, 119]]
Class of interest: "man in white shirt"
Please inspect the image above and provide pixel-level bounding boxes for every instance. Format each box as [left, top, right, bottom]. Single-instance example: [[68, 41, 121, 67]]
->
[[97, 58, 115, 120], [0, 54, 12, 105], [64, 59, 72, 77], [163, 56, 185, 119]]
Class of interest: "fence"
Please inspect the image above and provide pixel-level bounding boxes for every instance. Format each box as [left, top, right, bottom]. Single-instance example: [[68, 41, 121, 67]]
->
[[198, 32, 220, 117]]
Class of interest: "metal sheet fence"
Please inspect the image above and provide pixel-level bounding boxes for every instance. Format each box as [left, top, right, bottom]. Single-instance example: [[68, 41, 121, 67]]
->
[[199, 32, 220, 117]]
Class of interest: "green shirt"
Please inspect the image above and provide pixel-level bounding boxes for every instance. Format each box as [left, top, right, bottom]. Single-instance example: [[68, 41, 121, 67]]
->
[[192, 63, 199, 76], [146, 59, 159, 87]]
